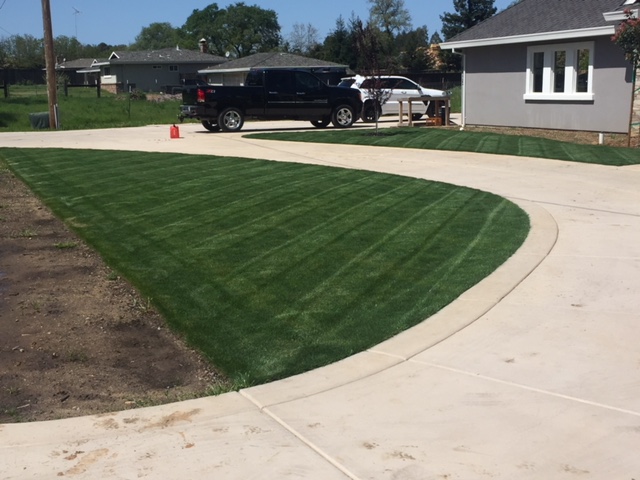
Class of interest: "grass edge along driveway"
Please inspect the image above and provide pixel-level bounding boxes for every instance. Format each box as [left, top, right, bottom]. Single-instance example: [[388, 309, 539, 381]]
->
[[1, 147, 530, 387], [246, 127, 640, 167]]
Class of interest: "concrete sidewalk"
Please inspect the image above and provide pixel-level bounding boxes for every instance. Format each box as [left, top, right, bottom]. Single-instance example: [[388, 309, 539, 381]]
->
[[1, 122, 639, 479]]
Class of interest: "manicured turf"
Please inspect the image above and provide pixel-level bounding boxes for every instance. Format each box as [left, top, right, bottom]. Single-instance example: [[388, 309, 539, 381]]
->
[[1, 148, 529, 386], [247, 127, 640, 166]]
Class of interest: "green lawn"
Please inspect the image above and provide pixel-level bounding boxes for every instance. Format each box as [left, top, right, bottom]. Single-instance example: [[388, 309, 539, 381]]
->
[[247, 127, 640, 166], [1, 147, 529, 387], [0, 85, 182, 131]]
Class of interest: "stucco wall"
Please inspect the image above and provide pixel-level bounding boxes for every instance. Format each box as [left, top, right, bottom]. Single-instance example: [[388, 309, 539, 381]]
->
[[463, 37, 632, 133]]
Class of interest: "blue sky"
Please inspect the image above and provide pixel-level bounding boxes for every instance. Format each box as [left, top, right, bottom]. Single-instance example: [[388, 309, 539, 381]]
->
[[1, 0, 513, 46]]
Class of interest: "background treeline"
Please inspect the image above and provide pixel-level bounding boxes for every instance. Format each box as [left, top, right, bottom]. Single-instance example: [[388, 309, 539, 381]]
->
[[0, 1, 498, 74]]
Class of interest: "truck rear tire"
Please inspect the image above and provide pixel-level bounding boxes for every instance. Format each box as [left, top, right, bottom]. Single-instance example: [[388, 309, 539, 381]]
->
[[361, 101, 381, 123], [331, 104, 356, 128], [218, 107, 244, 132], [201, 120, 220, 132], [311, 118, 330, 128]]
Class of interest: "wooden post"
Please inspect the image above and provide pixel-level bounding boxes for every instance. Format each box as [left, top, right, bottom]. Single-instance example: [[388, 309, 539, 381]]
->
[[41, 0, 58, 129]]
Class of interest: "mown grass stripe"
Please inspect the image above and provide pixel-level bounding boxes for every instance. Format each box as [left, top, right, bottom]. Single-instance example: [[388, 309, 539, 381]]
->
[[1, 147, 530, 384], [247, 128, 640, 166]]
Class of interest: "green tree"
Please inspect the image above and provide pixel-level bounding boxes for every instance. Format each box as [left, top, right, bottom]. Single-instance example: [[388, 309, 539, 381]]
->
[[80, 42, 127, 58], [211, 2, 281, 57], [54, 35, 84, 62], [180, 3, 223, 50], [133, 22, 180, 50], [440, 0, 497, 40], [367, 0, 411, 36], [315, 15, 359, 69], [396, 26, 432, 71], [1, 35, 44, 68]]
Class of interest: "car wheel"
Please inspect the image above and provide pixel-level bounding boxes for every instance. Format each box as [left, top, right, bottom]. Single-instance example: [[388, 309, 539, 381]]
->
[[201, 120, 220, 132], [361, 102, 381, 123], [311, 118, 330, 128], [331, 104, 356, 128], [217, 107, 244, 132]]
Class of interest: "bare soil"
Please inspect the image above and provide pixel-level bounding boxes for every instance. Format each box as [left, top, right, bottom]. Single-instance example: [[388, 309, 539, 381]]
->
[[0, 168, 229, 423]]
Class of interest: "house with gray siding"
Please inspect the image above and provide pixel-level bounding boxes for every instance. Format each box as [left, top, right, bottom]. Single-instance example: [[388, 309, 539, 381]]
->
[[441, 0, 633, 133], [94, 47, 227, 94]]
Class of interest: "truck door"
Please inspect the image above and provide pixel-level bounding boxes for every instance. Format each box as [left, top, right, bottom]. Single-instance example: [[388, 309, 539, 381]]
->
[[265, 70, 297, 115], [294, 71, 331, 116]]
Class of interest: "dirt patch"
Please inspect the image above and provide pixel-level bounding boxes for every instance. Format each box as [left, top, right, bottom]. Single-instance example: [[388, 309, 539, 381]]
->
[[0, 168, 229, 423], [463, 125, 634, 147]]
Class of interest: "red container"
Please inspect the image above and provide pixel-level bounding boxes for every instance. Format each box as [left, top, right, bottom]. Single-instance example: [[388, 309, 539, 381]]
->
[[170, 124, 180, 139]]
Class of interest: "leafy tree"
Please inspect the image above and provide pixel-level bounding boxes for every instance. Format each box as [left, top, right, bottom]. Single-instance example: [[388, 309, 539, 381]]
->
[[180, 3, 223, 50], [133, 22, 180, 50], [440, 0, 497, 40], [367, 0, 411, 36], [0, 35, 43, 68], [396, 26, 432, 71], [54, 35, 84, 61], [612, 9, 640, 65], [612, 9, 640, 146], [211, 2, 281, 57], [287, 23, 320, 56], [81, 42, 127, 58]]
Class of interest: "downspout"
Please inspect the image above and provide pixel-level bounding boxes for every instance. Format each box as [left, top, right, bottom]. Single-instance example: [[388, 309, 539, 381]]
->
[[451, 48, 466, 130]]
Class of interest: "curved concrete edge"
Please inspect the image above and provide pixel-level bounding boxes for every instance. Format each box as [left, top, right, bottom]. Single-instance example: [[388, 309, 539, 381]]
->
[[0, 392, 253, 443], [241, 198, 558, 409]]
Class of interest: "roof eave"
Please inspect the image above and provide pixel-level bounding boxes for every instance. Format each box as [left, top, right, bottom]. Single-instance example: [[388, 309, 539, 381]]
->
[[440, 25, 615, 50], [603, 7, 639, 22], [199, 67, 251, 74], [200, 65, 346, 74]]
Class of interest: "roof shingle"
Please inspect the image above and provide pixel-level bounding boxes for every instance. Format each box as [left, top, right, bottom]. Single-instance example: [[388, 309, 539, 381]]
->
[[447, 0, 625, 43], [109, 48, 227, 65], [203, 52, 346, 71]]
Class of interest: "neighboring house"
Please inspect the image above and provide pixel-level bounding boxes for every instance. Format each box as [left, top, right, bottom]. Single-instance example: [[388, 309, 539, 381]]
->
[[56, 58, 100, 85], [440, 0, 633, 133], [198, 52, 352, 86], [94, 46, 228, 94]]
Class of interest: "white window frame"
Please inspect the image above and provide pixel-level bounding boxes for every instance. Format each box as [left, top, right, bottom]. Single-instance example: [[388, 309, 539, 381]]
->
[[524, 41, 594, 101]]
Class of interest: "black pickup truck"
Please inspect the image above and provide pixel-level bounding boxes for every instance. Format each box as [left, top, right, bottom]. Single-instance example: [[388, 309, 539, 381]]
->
[[179, 68, 363, 132]]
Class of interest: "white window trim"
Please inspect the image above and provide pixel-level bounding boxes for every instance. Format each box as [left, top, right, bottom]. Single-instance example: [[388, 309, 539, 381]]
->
[[524, 41, 594, 101]]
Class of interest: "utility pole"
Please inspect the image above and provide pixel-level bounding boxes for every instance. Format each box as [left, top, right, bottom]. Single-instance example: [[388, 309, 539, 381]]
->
[[41, 0, 58, 129]]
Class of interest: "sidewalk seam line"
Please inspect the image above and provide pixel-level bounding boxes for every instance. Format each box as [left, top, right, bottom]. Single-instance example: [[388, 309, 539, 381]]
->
[[415, 361, 640, 417]]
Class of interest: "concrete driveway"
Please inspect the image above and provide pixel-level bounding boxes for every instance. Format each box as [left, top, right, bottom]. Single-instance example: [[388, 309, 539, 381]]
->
[[1, 121, 639, 479]]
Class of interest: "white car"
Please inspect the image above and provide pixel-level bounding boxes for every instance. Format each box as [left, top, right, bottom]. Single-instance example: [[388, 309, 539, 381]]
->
[[339, 75, 448, 122]]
